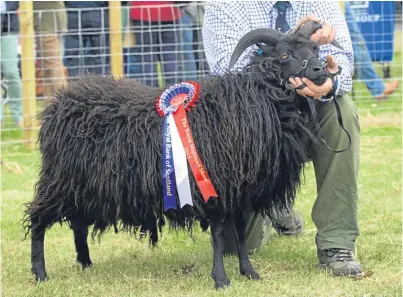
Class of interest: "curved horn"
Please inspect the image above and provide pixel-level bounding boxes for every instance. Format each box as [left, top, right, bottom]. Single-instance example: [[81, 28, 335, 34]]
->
[[294, 20, 344, 50], [228, 28, 283, 69]]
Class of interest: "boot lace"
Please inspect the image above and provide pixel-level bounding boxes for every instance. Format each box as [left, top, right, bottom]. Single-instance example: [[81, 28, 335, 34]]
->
[[327, 249, 354, 262]]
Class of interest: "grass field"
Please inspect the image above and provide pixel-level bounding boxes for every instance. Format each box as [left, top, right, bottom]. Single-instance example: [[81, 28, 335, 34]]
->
[[1, 56, 402, 296]]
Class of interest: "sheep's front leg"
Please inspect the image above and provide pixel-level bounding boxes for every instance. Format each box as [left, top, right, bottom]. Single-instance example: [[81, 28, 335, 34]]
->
[[210, 219, 230, 289], [233, 209, 260, 280], [71, 221, 92, 269], [31, 222, 47, 282]]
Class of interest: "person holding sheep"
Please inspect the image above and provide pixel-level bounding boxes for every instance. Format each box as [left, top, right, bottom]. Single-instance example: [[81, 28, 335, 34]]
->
[[203, 1, 363, 278]]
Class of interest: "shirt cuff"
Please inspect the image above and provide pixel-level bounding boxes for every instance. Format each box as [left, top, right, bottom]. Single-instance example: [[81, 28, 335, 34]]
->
[[318, 76, 339, 103], [333, 75, 341, 97]]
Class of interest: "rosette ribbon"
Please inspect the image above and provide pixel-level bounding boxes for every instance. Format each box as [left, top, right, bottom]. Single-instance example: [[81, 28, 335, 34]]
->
[[156, 81, 218, 211]]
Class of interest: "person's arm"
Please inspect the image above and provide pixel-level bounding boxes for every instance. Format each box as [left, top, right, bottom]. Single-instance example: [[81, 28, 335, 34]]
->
[[312, 2, 354, 97], [202, 1, 253, 75]]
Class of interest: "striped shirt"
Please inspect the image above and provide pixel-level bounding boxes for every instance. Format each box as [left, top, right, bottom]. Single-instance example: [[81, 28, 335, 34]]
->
[[202, 1, 354, 97]]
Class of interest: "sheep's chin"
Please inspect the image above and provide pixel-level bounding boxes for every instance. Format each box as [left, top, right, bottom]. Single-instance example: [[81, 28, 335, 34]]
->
[[309, 75, 328, 86]]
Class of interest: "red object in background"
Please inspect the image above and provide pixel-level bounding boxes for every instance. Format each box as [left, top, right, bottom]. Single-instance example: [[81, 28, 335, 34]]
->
[[130, 1, 182, 22]]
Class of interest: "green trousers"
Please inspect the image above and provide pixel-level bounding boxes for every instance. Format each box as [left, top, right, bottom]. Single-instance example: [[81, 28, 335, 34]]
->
[[0, 34, 23, 124], [222, 95, 360, 253]]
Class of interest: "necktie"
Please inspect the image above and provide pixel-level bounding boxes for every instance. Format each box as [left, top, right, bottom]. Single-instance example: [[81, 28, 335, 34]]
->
[[275, 1, 291, 33]]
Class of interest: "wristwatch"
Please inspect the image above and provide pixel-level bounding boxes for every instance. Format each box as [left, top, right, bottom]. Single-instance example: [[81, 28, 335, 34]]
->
[[319, 65, 342, 103]]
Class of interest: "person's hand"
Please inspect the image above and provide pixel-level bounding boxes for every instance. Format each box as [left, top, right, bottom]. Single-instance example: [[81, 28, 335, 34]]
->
[[288, 55, 339, 100], [294, 13, 321, 29], [325, 55, 338, 74], [294, 13, 336, 46], [288, 77, 333, 99]]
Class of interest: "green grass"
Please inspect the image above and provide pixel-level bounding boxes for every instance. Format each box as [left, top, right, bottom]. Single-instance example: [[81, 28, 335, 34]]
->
[[352, 50, 402, 115], [1, 111, 402, 296], [1, 115, 402, 297]]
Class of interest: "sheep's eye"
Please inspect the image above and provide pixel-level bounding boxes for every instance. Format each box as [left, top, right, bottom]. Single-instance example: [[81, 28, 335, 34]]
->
[[280, 53, 289, 59]]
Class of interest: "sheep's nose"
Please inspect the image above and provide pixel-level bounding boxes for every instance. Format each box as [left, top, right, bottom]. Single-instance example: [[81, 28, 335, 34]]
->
[[313, 65, 324, 72]]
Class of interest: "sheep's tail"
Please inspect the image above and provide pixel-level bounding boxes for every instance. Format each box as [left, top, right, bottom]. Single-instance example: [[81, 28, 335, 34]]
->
[[22, 188, 68, 240]]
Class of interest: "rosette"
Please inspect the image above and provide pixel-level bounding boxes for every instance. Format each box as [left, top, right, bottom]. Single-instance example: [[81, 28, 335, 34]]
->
[[156, 81, 217, 211]]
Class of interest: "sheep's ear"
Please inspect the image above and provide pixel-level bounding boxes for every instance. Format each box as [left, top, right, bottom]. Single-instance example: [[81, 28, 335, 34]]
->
[[256, 44, 277, 57]]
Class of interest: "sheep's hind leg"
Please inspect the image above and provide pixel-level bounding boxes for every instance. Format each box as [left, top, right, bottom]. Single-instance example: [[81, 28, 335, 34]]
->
[[31, 221, 47, 282], [233, 209, 260, 280], [146, 212, 158, 247], [71, 219, 92, 269], [139, 211, 159, 247], [210, 219, 230, 289]]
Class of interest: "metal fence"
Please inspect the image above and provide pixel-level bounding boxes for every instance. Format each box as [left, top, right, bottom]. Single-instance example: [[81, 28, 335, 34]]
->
[[345, 1, 402, 107], [1, 1, 402, 147]]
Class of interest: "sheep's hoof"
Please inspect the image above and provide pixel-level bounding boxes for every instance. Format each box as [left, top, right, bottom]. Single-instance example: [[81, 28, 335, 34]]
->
[[241, 268, 260, 280], [213, 277, 230, 289], [32, 269, 48, 283], [214, 279, 230, 289], [240, 263, 260, 280], [78, 259, 93, 270], [81, 262, 93, 270]]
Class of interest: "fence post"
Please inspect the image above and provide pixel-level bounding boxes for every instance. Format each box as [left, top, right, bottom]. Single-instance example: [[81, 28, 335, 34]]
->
[[339, 1, 345, 13], [19, 1, 37, 150], [109, 1, 123, 79]]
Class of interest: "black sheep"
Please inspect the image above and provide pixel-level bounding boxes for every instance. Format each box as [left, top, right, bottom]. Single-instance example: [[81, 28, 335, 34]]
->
[[23, 22, 344, 288]]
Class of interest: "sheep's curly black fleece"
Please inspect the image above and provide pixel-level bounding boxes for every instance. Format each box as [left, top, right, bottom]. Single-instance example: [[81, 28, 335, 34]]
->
[[23, 57, 316, 240]]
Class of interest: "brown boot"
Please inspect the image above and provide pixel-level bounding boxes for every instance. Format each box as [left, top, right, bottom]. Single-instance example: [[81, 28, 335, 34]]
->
[[376, 80, 399, 101]]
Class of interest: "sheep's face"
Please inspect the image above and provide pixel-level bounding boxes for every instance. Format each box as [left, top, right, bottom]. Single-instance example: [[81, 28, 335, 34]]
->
[[272, 36, 327, 85], [229, 21, 344, 87]]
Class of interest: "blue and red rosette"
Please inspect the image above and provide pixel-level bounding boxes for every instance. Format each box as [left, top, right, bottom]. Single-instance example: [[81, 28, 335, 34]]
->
[[156, 81, 217, 211]]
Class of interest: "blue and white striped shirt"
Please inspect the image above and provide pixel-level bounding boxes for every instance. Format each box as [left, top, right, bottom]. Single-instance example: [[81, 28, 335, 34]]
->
[[202, 1, 354, 97]]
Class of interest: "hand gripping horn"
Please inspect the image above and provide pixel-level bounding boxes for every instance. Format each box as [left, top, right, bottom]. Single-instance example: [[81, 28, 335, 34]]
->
[[293, 20, 344, 50]]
